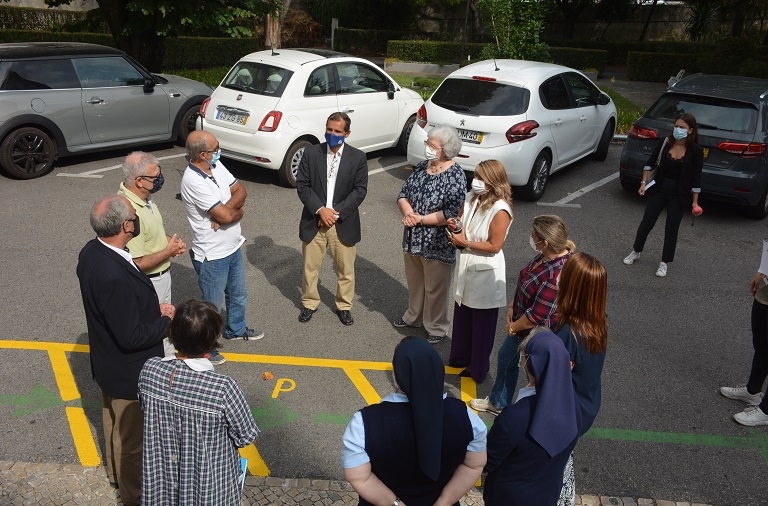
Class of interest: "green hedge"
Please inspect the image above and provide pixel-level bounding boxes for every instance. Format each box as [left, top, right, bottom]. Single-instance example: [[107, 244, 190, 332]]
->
[[335, 28, 407, 55], [549, 48, 607, 73], [0, 5, 91, 31], [0, 30, 261, 70], [627, 50, 768, 81], [387, 40, 485, 64]]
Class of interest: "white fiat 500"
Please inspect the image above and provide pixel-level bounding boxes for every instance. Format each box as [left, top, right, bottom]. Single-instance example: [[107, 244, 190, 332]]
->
[[199, 48, 423, 186], [407, 60, 617, 200]]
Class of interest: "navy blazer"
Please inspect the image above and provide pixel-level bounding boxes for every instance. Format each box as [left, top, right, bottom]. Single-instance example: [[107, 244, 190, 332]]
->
[[76, 239, 168, 399], [296, 142, 368, 245]]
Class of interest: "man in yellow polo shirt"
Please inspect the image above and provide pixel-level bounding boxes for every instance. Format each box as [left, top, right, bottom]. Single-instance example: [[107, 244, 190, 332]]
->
[[118, 151, 186, 309]]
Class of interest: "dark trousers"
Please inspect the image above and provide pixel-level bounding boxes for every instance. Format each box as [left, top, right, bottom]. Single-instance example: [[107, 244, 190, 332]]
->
[[101, 391, 143, 506], [448, 303, 499, 383], [632, 178, 686, 263], [747, 299, 768, 413]]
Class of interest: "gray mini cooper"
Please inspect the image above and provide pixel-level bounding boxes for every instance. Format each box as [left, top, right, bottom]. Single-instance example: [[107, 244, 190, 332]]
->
[[619, 74, 768, 218], [0, 42, 213, 179]]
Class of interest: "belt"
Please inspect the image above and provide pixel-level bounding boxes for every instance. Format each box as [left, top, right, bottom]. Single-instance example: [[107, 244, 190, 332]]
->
[[147, 266, 170, 278]]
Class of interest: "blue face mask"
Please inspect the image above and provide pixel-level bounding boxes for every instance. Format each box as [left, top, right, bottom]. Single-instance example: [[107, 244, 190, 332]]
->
[[210, 149, 221, 166], [149, 172, 164, 193], [325, 132, 345, 147], [673, 126, 689, 140]]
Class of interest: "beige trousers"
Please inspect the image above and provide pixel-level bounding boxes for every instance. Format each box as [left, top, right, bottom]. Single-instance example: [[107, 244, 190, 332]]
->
[[101, 391, 143, 506], [302, 225, 357, 311], [402, 253, 454, 337]]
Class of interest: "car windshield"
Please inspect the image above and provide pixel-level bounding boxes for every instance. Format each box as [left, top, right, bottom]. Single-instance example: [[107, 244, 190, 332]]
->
[[221, 62, 292, 97], [431, 78, 529, 116], [645, 94, 758, 134]]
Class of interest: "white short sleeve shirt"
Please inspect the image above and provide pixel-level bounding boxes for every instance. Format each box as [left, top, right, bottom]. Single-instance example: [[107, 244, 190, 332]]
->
[[181, 161, 245, 261]]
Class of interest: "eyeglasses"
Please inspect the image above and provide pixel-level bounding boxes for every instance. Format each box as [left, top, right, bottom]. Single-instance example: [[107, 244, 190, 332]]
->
[[423, 140, 440, 150], [203, 145, 220, 154], [137, 168, 162, 182]]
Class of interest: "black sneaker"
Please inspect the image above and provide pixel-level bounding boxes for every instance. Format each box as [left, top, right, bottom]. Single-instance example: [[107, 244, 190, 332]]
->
[[226, 327, 264, 341], [208, 350, 226, 365], [427, 335, 446, 345], [298, 307, 317, 323]]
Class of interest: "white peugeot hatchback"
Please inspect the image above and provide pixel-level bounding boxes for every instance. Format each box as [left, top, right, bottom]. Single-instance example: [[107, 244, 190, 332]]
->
[[199, 48, 423, 186], [407, 60, 617, 200]]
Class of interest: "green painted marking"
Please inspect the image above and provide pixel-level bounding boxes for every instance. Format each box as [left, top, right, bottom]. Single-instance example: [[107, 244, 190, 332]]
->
[[584, 427, 768, 464], [310, 413, 351, 425], [251, 397, 302, 431], [0, 385, 63, 417]]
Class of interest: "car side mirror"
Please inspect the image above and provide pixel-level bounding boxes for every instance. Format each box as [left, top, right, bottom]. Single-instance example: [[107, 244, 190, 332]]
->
[[143, 77, 156, 93], [597, 93, 611, 106], [387, 81, 396, 100]]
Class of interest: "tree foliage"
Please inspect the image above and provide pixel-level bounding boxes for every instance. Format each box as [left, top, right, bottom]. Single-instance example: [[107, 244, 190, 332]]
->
[[475, 0, 549, 61], [41, 0, 282, 71]]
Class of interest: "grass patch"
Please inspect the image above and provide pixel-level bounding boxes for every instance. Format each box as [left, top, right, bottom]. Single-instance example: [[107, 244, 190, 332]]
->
[[599, 85, 645, 135]]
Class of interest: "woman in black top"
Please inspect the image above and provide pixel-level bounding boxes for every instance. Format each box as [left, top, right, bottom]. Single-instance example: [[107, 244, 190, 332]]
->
[[623, 113, 704, 277]]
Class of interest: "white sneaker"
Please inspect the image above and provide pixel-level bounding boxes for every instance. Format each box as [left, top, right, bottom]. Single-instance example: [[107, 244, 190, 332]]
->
[[655, 262, 667, 277], [720, 386, 763, 405], [734, 405, 768, 426], [469, 397, 501, 415], [623, 251, 641, 265]]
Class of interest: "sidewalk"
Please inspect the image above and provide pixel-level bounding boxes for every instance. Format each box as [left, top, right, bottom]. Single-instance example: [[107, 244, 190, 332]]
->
[[1, 460, 713, 506]]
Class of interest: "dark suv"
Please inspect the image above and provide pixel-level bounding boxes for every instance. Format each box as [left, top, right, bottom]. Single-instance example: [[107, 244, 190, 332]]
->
[[0, 42, 213, 179], [619, 74, 768, 218]]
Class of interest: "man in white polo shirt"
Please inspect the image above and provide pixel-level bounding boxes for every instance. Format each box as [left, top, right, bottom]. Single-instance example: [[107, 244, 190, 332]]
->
[[181, 131, 263, 365]]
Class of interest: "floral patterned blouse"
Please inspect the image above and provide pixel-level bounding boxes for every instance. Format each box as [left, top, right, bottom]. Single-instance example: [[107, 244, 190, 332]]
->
[[398, 160, 467, 264]]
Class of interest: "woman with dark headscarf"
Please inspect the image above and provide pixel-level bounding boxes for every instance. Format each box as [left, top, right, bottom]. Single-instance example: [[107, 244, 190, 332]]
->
[[483, 330, 581, 506], [342, 337, 487, 506]]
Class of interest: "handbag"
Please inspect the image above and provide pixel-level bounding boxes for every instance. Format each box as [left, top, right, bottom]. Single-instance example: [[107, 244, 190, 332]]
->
[[644, 137, 667, 186]]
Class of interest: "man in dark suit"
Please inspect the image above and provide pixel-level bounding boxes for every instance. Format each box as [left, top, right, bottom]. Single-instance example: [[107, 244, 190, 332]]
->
[[76, 194, 174, 505], [296, 112, 368, 325]]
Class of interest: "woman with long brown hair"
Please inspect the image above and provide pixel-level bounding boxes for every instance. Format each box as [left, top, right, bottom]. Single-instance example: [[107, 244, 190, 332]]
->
[[552, 252, 608, 506], [623, 112, 704, 277]]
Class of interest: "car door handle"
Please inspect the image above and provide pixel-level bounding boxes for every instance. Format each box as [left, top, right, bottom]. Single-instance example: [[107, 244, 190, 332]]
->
[[580, 115, 587, 121], [169, 92, 180, 98], [343, 109, 355, 114], [554, 119, 563, 126], [85, 98, 104, 104]]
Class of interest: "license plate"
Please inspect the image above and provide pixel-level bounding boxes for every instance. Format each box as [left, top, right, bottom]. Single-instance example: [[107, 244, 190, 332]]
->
[[458, 129, 483, 144], [216, 111, 249, 125]]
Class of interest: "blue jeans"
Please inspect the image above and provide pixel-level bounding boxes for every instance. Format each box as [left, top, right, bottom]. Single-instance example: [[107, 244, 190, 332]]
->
[[489, 334, 522, 409], [191, 248, 248, 338]]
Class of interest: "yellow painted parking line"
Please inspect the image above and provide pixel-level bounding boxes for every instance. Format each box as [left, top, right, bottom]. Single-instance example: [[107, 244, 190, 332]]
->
[[65, 406, 100, 466], [2, 340, 477, 476], [48, 349, 81, 401], [342, 367, 381, 405], [239, 445, 270, 477]]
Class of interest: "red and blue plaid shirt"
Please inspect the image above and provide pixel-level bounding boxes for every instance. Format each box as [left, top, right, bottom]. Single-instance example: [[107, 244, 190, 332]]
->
[[512, 252, 570, 327]]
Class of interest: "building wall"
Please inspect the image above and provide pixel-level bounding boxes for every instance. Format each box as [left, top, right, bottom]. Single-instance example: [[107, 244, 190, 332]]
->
[[7, 0, 97, 11]]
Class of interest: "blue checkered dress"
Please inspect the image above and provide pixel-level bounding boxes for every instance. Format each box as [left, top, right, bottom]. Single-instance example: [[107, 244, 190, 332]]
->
[[138, 357, 260, 505]]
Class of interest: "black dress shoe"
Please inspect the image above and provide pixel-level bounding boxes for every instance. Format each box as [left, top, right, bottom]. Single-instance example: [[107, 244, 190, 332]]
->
[[337, 309, 354, 325], [459, 369, 473, 378], [298, 307, 316, 323], [448, 361, 466, 368]]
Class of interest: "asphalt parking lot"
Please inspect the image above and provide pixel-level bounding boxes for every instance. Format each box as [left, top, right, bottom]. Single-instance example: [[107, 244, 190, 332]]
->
[[0, 138, 766, 505]]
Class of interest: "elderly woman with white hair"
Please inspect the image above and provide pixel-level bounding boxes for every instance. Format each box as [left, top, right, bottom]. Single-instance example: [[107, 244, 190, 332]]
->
[[395, 126, 467, 344]]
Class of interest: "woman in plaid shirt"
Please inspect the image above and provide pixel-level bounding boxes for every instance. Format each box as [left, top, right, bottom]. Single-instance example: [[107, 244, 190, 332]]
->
[[470, 215, 574, 415]]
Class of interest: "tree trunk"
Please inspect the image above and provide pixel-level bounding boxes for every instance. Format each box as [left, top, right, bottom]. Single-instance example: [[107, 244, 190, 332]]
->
[[265, 14, 281, 49], [731, 0, 748, 37], [96, 0, 165, 72], [639, 0, 658, 41]]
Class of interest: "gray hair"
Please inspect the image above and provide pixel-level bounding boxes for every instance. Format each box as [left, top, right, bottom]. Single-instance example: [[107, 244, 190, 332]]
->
[[90, 195, 131, 238], [428, 125, 462, 159], [122, 151, 159, 185], [186, 134, 210, 161]]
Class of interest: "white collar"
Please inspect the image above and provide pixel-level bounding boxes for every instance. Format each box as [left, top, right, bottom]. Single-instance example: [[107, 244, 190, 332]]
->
[[515, 385, 536, 403], [161, 355, 215, 371]]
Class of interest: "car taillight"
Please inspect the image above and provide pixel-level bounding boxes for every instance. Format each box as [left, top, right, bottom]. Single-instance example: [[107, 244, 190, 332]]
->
[[717, 141, 767, 158], [505, 120, 539, 143], [200, 97, 211, 118], [258, 111, 283, 132], [628, 124, 657, 139], [472, 75, 497, 82], [416, 104, 427, 129]]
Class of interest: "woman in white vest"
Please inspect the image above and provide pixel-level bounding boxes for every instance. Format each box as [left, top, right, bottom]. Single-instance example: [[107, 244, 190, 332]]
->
[[446, 160, 513, 383]]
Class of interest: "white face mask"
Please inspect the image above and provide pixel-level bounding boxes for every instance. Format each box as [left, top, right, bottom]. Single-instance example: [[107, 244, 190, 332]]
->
[[471, 178, 488, 195], [425, 145, 439, 161], [529, 236, 542, 252]]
